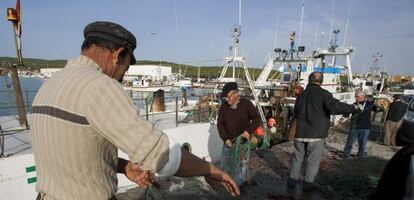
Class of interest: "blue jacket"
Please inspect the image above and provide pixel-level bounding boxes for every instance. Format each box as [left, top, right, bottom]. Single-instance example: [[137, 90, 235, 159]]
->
[[350, 100, 378, 129]]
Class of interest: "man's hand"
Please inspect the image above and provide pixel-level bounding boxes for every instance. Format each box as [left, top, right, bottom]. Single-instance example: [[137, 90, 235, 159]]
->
[[225, 139, 233, 148], [204, 165, 240, 197], [352, 104, 359, 110], [241, 131, 250, 139], [124, 162, 156, 188]]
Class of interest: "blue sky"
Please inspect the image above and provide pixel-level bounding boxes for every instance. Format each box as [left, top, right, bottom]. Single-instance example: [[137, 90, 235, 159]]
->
[[0, 0, 413, 75]]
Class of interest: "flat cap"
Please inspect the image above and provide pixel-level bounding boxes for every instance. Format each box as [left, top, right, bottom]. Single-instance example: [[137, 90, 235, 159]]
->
[[221, 82, 238, 98], [84, 21, 136, 64]]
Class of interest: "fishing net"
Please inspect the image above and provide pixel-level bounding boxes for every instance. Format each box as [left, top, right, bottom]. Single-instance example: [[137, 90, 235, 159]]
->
[[182, 106, 217, 123], [220, 136, 252, 185], [144, 185, 165, 200]]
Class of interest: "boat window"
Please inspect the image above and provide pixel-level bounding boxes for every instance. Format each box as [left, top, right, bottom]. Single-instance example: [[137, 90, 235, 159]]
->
[[283, 74, 291, 82], [403, 96, 413, 105], [410, 101, 414, 112]]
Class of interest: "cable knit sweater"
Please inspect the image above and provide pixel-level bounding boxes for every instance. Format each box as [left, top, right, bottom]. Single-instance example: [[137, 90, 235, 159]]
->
[[31, 55, 179, 200]]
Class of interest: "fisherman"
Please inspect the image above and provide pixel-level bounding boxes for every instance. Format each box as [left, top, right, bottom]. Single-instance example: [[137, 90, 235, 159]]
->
[[383, 94, 407, 146], [343, 90, 381, 158], [288, 72, 356, 191], [30, 21, 239, 200], [217, 82, 262, 185]]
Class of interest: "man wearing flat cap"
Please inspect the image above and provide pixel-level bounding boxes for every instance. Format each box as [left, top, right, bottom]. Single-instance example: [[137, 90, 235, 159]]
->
[[217, 82, 261, 185], [31, 21, 239, 200]]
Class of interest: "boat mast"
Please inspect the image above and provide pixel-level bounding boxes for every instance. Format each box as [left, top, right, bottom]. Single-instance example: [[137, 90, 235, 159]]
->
[[313, 21, 319, 50], [328, 0, 335, 44], [273, 15, 280, 49], [232, 0, 242, 79], [298, 0, 305, 46], [174, 0, 182, 78], [197, 66, 200, 83], [343, 0, 351, 47], [6, 5, 27, 128]]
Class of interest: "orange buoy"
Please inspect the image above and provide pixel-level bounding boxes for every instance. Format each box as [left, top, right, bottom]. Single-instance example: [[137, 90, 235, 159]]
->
[[255, 126, 264, 136]]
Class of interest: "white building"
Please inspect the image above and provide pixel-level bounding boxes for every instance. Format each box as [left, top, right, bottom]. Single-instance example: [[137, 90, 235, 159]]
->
[[124, 65, 172, 82], [39, 68, 63, 78]]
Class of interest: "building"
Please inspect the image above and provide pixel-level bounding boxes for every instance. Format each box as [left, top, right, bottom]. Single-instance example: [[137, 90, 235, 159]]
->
[[124, 65, 172, 82], [39, 68, 63, 78]]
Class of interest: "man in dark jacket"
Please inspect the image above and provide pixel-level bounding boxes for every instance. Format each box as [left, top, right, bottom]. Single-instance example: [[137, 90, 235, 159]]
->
[[384, 94, 408, 146], [343, 91, 380, 158], [288, 72, 355, 190]]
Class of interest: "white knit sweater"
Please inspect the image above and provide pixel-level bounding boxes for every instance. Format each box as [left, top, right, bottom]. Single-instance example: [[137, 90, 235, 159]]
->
[[31, 55, 180, 200]]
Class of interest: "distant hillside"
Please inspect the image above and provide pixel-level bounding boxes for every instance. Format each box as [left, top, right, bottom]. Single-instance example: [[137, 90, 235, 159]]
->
[[0, 57, 279, 79], [135, 60, 277, 79], [0, 57, 67, 69]]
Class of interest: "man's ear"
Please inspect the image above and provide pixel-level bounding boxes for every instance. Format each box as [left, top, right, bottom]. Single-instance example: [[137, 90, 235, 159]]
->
[[112, 47, 125, 64]]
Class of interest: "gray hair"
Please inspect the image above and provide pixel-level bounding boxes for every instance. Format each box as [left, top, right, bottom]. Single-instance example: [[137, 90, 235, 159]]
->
[[355, 90, 366, 97], [308, 72, 324, 84]]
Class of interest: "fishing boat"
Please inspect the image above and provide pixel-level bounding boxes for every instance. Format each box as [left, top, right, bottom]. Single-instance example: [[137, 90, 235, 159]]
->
[[123, 77, 173, 92]]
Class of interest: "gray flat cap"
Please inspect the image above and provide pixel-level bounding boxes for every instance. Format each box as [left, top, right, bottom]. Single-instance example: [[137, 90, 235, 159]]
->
[[84, 21, 136, 64]]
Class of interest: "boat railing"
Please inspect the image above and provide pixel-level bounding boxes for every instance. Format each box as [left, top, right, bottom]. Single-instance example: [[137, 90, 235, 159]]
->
[[0, 90, 36, 115], [0, 90, 219, 130], [0, 90, 219, 157], [130, 94, 219, 129]]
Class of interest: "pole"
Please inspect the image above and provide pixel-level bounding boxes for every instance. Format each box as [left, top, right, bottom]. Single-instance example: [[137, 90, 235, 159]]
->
[[328, 0, 335, 44], [314, 21, 319, 49], [0, 124, 4, 157], [145, 98, 149, 121], [298, 0, 305, 46], [197, 66, 200, 82], [25, 90, 29, 112], [10, 23, 27, 128], [175, 96, 178, 127], [343, 0, 351, 47], [273, 15, 279, 49]]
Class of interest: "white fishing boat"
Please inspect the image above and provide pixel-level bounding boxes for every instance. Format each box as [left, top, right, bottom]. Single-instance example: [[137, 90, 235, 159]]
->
[[174, 79, 193, 89], [123, 78, 173, 92], [253, 28, 357, 131], [0, 109, 223, 199], [123, 85, 173, 92]]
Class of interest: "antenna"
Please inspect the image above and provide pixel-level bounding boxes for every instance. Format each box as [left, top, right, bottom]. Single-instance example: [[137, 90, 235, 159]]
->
[[174, 0, 182, 77], [238, 0, 242, 27], [343, 0, 351, 47], [231, 0, 242, 78], [273, 15, 280, 49], [328, 0, 335, 44], [298, 0, 305, 46], [329, 29, 340, 52], [314, 21, 319, 50]]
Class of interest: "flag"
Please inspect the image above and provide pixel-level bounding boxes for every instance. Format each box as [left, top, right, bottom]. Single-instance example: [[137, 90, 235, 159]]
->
[[16, 0, 22, 37]]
